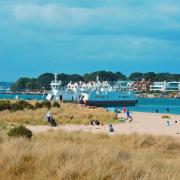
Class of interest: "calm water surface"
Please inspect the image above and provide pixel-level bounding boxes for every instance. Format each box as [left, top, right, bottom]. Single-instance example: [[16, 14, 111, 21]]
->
[[110, 98, 180, 115]]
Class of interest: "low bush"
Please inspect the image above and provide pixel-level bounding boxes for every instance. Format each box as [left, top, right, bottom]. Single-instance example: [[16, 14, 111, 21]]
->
[[0, 100, 11, 111], [0, 100, 35, 112], [10, 102, 24, 111], [10, 100, 35, 111], [7, 125, 32, 139], [35, 102, 43, 109], [42, 101, 51, 109], [52, 101, 60, 108], [35, 101, 51, 109], [18, 100, 34, 110], [26, 104, 35, 110]]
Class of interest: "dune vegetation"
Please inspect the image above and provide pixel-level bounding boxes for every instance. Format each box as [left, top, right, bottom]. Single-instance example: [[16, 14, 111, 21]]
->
[[0, 101, 115, 125], [0, 130, 180, 180]]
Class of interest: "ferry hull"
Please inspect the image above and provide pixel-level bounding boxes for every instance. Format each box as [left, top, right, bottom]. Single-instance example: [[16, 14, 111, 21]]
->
[[81, 100, 137, 107]]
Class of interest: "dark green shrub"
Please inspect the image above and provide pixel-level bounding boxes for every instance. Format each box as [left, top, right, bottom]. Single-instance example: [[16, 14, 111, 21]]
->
[[18, 100, 31, 108], [8, 125, 32, 139], [35, 102, 43, 109], [42, 101, 51, 109], [35, 101, 51, 109], [10, 102, 24, 111], [0, 100, 34, 112], [0, 100, 11, 111], [26, 104, 34, 110], [52, 101, 60, 108]]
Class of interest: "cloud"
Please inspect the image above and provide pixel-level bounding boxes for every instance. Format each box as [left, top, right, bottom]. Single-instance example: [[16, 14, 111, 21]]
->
[[0, 0, 180, 80], [2, 2, 178, 37]]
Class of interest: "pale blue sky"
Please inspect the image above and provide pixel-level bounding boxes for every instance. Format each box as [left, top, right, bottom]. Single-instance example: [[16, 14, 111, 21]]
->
[[0, 0, 180, 81]]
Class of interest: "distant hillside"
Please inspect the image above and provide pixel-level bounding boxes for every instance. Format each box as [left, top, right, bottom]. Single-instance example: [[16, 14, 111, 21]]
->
[[11, 71, 180, 91]]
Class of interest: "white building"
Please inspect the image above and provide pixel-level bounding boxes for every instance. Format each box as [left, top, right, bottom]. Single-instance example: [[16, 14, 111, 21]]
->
[[150, 82, 180, 92]]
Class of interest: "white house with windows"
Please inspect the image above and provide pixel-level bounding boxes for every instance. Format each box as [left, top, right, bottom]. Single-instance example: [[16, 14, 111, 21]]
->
[[150, 81, 180, 92]]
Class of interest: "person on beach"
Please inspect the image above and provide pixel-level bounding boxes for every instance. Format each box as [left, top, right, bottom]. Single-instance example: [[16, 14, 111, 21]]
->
[[166, 121, 170, 126], [156, 109, 159, 113], [45, 111, 57, 127], [123, 107, 127, 113], [115, 110, 121, 118], [126, 109, 133, 122], [166, 107, 170, 113], [108, 124, 114, 132], [46, 110, 52, 123], [173, 120, 179, 134]]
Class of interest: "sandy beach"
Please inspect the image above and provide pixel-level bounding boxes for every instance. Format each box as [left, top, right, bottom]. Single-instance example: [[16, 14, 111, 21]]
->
[[27, 111, 180, 137]]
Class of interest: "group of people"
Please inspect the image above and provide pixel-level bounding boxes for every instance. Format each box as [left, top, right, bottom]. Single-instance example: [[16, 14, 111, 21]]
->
[[114, 107, 133, 122], [166, 120, 179, 134], [156, 107, 170, 113], [90, 120, 102, 126]]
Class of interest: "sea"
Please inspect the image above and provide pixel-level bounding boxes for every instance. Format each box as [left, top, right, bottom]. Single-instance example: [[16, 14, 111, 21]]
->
[[0, 94, 180, 115]]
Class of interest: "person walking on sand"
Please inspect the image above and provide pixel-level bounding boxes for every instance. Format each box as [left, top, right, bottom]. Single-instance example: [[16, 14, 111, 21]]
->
[[126, 109, 133, 122], [173, 120, 179, 134], [166, 107, 170, 113]]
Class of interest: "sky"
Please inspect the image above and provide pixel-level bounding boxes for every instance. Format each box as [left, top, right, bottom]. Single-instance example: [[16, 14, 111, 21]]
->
[[0, 0, 180, 81]]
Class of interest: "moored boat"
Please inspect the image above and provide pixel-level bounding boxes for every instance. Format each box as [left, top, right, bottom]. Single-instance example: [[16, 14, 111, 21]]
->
[[79, 76, 137, 107], [79, 90, 137, 107]]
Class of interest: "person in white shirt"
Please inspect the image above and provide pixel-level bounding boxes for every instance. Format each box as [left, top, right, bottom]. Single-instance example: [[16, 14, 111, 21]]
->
[[46, 111, 52, 122]]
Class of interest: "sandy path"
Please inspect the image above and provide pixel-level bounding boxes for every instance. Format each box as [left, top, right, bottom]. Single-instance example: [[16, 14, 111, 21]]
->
[[26, 112, 180, 137]]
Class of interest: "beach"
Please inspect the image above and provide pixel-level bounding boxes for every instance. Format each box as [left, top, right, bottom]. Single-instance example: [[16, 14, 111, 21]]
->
[[27, 112, 180, 137]]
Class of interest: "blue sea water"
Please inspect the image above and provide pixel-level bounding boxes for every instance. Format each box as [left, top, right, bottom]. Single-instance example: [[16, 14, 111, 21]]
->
[[0, 94, 43, 100], [108, 98, 180, 115], [0, 94, 180, 115]]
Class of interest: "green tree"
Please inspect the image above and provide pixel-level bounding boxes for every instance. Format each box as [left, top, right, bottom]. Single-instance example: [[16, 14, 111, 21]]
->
[[143, 72, 156, 81], [83, 71, 126, 82], [25, 78, 39, 90], [11, 77, 31, 91], [128, 72, 143, 81], [37, 73, 54, 90]]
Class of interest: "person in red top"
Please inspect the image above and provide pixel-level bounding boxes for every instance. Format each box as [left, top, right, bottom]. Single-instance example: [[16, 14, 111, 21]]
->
[[123, 107, 127, 113]]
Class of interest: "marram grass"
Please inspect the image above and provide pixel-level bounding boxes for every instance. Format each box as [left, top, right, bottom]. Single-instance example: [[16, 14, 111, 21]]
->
[[0, 102, 115, 125], [0, 130, 180, 180]]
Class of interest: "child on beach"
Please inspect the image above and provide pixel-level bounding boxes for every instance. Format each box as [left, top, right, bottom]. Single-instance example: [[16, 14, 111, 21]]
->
[[108, 124, 114, 132]]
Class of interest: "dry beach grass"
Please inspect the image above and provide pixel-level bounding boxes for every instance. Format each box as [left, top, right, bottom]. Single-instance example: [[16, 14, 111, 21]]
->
[[0, 101, 115, 125], [1, 101, 180, 179], [0, 130, 180, 180]]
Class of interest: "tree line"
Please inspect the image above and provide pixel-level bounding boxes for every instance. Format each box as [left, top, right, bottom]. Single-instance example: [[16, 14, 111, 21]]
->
[[11, 71, 180, 91]]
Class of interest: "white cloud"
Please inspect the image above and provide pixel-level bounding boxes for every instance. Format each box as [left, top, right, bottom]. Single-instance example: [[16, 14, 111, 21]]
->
[[7, 2, 180, 32]]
